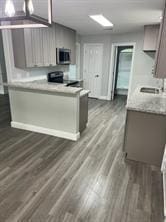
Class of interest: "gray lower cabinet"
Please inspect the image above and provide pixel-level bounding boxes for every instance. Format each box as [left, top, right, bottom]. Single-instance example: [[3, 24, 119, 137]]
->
[[123, 110, 166, 166], [79, 93, 88, 133], [12, 23, 76, 68]]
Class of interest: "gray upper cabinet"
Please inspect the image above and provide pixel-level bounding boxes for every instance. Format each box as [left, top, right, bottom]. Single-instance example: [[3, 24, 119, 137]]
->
[[154, 2, 166, 78], [31, 28, 44, 67], [12, 28, 49, 68], [55, 24, 64, 48], [24, 29, 35, 68], [143, 25, 160, 52], [42, 26, 57, 67], [55, 24, 76, 65], [12, 23, 76, 68]]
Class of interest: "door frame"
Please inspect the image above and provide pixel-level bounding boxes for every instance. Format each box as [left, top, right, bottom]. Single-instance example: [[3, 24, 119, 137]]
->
[[83, 43, 103, 99], [76, 42, 81, 79], [107, 42, 136, 100]]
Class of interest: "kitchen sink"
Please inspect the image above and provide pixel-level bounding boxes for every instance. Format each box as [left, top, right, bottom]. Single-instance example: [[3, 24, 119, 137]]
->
[[140, 87, 160, 94]]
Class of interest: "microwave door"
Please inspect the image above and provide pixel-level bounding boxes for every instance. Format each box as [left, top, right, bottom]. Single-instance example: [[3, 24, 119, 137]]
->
[[60, 51, 65, 64], [66, 51, 71, 64], [65, 52, 69, 63]]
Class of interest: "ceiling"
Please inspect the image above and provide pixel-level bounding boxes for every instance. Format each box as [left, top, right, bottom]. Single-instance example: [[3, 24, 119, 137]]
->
[[51, 0, 164, 35], [0, 0, 164, 35]]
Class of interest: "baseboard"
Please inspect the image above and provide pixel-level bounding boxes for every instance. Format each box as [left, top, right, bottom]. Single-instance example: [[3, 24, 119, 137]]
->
[[99, 96, 110, 101], [11, 121, 80, 141]]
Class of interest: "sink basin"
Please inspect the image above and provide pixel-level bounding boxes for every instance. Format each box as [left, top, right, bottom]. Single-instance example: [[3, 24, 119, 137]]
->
[[140, 87, 160, 94]]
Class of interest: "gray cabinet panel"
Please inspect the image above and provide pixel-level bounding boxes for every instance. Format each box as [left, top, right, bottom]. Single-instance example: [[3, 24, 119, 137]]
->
[[12, 29, 26, 69], [31, 29, 44, 67], [55, 24, 64, 48], [42, 26, 56, 66], [154, 2, 166, 78], [143, 25, 160, 52], [24, 29, 35, 67], [154, 19, 166, 77], [124, 110, 166, 166], [79, 93, 88, 132]]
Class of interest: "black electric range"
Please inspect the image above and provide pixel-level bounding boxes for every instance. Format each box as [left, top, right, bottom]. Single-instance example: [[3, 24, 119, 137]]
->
[[47, 71, 79, 87]]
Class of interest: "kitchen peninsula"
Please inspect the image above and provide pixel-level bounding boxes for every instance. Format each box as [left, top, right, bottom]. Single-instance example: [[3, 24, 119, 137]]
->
[[5, 80, 89, 141]]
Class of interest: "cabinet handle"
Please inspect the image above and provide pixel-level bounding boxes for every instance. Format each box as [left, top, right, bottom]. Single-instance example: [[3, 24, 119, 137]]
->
[[152, 66, 155, 75]]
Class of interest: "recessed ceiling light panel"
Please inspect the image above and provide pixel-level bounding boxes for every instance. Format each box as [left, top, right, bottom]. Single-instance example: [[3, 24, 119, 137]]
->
[[89, 14, 113, 28]]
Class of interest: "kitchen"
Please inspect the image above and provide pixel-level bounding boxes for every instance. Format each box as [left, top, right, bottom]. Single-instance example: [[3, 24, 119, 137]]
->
[[0, 0, 165, 221]]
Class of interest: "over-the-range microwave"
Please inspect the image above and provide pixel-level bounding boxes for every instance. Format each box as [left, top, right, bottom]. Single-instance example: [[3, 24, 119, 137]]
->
[[56, 48, 71, 65]]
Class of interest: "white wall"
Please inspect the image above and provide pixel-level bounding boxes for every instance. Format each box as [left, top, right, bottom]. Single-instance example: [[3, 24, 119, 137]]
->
[[80, 29, 162, 98], [2, 30, 70, 82]]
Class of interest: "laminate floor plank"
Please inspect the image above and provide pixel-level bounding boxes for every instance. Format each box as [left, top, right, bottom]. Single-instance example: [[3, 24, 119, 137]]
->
[[0, 95, 163, 222]]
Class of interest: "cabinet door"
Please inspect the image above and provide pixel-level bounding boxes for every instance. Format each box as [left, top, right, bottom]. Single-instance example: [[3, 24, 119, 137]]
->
[[68, 29, 76, 65], [143, 25, 160, 52], [62, 26, 71, 49], [49, 27, 57, 66], [154, 3, 166, 78], [32, 28, 44, 67], [42, 27, 56, 66], [55, 24, 64, 48], [24, 29, 35, 67]]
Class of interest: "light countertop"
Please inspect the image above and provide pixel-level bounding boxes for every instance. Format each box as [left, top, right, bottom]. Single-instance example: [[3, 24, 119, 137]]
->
[[127, 86, 166, 115], [4, 80, 83, 95]]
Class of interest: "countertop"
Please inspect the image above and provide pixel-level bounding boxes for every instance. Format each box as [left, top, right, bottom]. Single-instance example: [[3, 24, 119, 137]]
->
[[127, 86, 166, 115], [4, 80, 83, 95]]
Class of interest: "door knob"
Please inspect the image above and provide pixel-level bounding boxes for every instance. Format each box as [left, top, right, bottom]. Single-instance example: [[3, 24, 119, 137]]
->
[[95, 75, 99, 77]]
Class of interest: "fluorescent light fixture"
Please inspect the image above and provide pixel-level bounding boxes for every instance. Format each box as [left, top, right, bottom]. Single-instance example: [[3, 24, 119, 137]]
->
[[90, 14, 113, 27]]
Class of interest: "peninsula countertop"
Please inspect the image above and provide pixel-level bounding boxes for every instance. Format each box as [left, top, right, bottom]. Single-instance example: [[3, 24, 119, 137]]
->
[[4, 80, 83, 95], [127, 86, 166, 115]]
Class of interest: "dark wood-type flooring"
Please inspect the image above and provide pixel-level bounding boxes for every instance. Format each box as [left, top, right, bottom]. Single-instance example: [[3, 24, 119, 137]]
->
[[0, 95, 163, 222]]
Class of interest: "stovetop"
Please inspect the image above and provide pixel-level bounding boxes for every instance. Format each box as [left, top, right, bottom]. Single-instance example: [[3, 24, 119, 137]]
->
[[63, 80, 79, 86]]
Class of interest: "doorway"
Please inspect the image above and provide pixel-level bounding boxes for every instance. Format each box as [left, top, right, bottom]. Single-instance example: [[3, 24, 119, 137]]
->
[[108, 43, 135, 100], [114, 46, 133, 96], [83, 43, 103, 98]]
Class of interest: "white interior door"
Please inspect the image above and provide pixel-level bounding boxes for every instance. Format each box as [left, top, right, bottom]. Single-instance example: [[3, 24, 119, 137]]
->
[[83, 44, 103, 98]]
